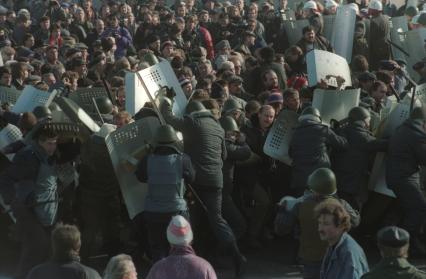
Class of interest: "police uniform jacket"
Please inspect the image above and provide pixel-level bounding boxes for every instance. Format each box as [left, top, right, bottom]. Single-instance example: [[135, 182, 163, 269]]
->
[[361, 257, 426, 279]]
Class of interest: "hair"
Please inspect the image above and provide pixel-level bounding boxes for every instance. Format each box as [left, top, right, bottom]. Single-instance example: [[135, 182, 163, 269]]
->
[[10, 62, 28, 80], [283, 88, 299, 99], [302, 25, 315, 35], [261, 69, 276, 82], [0, 66, 11, 77], [114, 111, 132, 122], [285, 45, 304, 59], [202, 98, 221, 119], [351, 55, 369, 72], [314, 199, 351, 232], [259, 47, 275, 63], [51, 224, 81, 261], [379, 244, 409, 258], [245, 100, 261, 115], [371, 80, 386, 92], [18, 112, 37, 134], [62, 71, 79, 83], [103, 254, 136, 279], [375, 70, 394, 85], [259, 104, 274, 114], [191, 88, 210, 101]]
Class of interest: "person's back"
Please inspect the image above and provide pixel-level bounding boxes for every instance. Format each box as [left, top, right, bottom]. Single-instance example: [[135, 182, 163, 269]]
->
[[27, 260, 101, 279]]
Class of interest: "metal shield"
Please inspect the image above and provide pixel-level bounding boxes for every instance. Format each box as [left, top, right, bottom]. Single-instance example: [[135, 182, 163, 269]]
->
[[263, 109, 299, 166], [55, 97, 100, 133], [404, 28, 426, 80], [323, 15, 336, 42], [0, 86, 21, 105], [125, 60, 188, 117], [105, 117, 161, 219], [11, 86, 57, 114], [0, 123, 22, 161], [381, 101, 412, 138], [312, 88, 360, 124], [306, 49, 352, 88], [330, 5, 356, 62], [389, 16, 408, 62], [368, 152, 396, 198], [69, 87, 109, 114], [283, 19, 310, 46]]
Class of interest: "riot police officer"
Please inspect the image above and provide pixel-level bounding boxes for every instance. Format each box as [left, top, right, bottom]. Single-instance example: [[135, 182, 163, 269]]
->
[[289, 107, 347, 197], [135, 124, 195, 262], [333, 106, 388, 210], [386, 106, 426, 257]]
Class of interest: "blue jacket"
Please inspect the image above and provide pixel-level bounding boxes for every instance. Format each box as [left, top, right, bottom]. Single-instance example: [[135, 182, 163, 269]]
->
[[320, 232, 369, 279]]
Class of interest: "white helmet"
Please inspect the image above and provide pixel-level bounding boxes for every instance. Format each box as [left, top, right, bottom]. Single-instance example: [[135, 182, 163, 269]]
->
[[325, 0, 338, 8], [303, 0, 318, 10], [368, 0, 383, 11]]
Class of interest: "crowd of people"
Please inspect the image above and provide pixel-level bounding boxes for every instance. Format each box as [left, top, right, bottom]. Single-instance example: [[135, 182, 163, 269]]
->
[[0, 0, 425, 278]]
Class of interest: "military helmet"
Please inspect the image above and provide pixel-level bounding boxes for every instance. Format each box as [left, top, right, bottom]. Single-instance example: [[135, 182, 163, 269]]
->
[[94, 96, 113, 114], [222, 98, 243, 115], [220, 116, 240, 133], [348, 106, 370, 123], [49, 102, 61, 112], [185, 101, 206, 115], [155, 124, 179, 145], [144, 52, 159, 66], [33, 106, 52, 120], [405, 6, 418, 17], [410, 106, 426, 121], [301, 106, 321, 118], [307, 168, 337, 195]]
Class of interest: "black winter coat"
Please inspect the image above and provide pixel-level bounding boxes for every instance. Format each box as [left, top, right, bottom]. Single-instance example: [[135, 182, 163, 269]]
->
[[386, 119, 426, 189], [289, 118, 347, 190], [333, 121, 388, 194]]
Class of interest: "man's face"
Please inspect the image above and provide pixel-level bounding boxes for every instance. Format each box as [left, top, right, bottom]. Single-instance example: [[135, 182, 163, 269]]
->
[[182, 83, 192, 97], [246, 35, 255, 46], [284, 95, 300, 112], [318, 214, 344, 244], [39, 137, 58, 156], [199, 62, 212, 76], [304, 30, 315, 43], [371, 84, 387, 102], [47, 48, 58, 62], [258, 107, 275, 129], [96, 20, 105, 33], [162, 45, 174, 57], [41, 19, 50, 30], [229, 82, 242, 95], [150, 40, 161, 52], [264, 72, 278, 89], [0, 73, 11, 86], [271, 102, 283, 115]]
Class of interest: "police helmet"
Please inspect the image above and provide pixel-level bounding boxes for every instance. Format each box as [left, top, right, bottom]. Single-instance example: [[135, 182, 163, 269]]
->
[[33, 106, 52, 120], [410, 106, 426, 121], [185, 101, 206, 115], [94, 96, 113, 114], [222, 98, 243, 115], [348, 106, 370, 123], [307, 168, 337, 195], [220, 116, 240, 133]]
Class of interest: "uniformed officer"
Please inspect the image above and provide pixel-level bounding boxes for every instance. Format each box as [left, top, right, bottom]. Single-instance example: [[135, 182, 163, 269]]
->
[[386, 106, 426, 257], [135, 124, 195, 262], [361, 226, 426, 279], [289, 107, 347, 197], [333, 106, 388, 210]]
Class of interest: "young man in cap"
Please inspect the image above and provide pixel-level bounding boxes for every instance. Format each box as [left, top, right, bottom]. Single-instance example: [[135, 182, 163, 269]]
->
[[146, 215, 217, 279], [316, 199, 369, 279], [361, 226, 426, 279]]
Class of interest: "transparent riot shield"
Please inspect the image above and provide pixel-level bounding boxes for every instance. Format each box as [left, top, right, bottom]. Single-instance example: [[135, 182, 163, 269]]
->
[[331, 5, 356, 62], [11, 86, 57, 113]]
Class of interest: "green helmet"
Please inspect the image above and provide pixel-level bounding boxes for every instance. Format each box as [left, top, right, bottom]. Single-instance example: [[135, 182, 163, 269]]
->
[[222, 99, 243, 115], [154, 124, 181, 152], [33, 106, 52, 120], [301, 106, 321, 118], [410, 106, 426, 121], [94, 96, 113, 114], [185, 101, 206, 115], [220, 116, 239, 132], [307, 168, 337, 195], [144, 52, 159, 66], [405, 6, 418, 17], [348, 106, 370, 123]]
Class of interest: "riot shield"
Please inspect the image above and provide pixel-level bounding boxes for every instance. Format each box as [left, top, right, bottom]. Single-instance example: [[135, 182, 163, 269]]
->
[[381, 100, 412, 138], [330, 5, 356, 63], [0, 86, 21, 105], [105, 117, 160, 219], [69, 87, 109, 114], [312, 88, 360, 124], [11, 86, 57, 113], [283, 19, 310, 46], [368, 152, 396, 198], [306, 50, 352, 88], [263, 109, 299, 166], [389, 16, 408, 62], [0, 123, 22, 161], [323, 15, 336, 42], [125, 60, 188, 117], [55, 97, 100, 133], [404, 28, 426, 80]]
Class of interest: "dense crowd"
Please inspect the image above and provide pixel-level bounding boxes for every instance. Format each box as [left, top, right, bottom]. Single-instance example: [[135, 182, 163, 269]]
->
[[0, 0, 426, 278]]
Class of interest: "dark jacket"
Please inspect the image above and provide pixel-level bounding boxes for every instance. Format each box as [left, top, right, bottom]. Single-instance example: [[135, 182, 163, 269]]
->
[[369, 14, 391, 70], [386, 119, 426, 189], [246, 62, 288, 96], [27, 257, 101, 279], [333, 121, 388, 194], [361, 257, 426, 279], [275, 193, 360, 263], [289, 118, 347, 191], [223, 138, 251, 195], [160, 102, 226, 188], [296, 35, 334, 54]]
